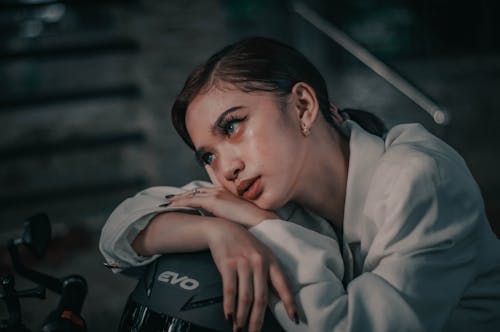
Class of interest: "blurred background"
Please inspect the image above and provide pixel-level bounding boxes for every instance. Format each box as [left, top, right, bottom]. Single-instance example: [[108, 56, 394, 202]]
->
[[1, 0, 499, 330]]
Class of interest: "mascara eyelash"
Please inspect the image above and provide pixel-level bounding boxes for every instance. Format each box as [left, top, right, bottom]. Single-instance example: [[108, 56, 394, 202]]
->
[[216, 115, 248, 135], [196, 114, 248, 166]]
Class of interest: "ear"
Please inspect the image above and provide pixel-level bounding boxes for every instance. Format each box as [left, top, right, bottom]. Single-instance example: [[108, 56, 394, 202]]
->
[[290, 82, 319, 128]]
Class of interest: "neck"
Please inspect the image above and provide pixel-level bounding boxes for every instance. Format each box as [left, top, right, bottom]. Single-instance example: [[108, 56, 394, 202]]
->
[[293, 125, 350, 230]]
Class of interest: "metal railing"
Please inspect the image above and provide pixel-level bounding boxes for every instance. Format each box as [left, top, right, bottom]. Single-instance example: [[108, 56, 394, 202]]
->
[[292, 2, 450, 125]]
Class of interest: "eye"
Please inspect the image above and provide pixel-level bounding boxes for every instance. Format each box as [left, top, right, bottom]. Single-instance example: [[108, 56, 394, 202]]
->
[[201, 152, 215, 165], [225, 120, 239, 135], [217, 115, 247, 137]]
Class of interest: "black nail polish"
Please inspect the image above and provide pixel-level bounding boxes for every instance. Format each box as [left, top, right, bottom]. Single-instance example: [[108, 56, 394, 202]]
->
[[165, 194, 175, 199], [293, 312, 300, 324], [158, 202, 170, 207]]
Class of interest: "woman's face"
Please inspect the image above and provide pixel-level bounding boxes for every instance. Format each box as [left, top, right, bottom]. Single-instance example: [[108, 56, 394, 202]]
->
[[185, 85, 308, 210]]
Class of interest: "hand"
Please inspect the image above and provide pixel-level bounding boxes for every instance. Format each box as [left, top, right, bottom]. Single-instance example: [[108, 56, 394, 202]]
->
[[165, 166, 277, 227], [165, 186, 276, 228], [204, 218, 298, 331]]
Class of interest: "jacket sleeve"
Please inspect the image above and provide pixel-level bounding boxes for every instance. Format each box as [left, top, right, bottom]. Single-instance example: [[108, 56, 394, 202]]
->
[[249, 219, 347, 331], [98, 181, 212, 273], [249, 153, 483, 332]]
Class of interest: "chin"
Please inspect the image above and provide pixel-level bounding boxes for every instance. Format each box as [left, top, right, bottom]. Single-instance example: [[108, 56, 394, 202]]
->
[[252, 196, 271, 210], [254, 193, 284, 211]]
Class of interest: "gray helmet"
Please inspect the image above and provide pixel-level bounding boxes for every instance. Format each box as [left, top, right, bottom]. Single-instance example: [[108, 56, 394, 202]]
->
[[117, 251, 284, 331]]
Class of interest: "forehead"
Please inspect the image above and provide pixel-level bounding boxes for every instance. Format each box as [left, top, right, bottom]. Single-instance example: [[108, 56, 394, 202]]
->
[[185, 86, 276, 140], [186, 86, 242, 124]]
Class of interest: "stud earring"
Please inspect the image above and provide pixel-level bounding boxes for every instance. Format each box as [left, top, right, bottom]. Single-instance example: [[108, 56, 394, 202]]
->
[[300, 123, 310, 136]]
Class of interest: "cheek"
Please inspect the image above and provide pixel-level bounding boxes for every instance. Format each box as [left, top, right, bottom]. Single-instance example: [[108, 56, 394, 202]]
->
[[246, 117, 300, 170], [245, 125, 279, 167], [242, 109, 303, 178], [249, 124, 301, 206]]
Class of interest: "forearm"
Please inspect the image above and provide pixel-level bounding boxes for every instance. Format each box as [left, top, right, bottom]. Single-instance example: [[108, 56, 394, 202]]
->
[[132, 212, 219, 256]]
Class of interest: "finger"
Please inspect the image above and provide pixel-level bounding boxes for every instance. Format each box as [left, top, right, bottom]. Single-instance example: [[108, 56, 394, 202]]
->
[[205, 165, 223, 187], [167, 190, 208, 207], [221, 266, 237, 322], [248, 259, 267, 332], [162, 190, 193, 204], [269, 261, 299, 324], [182, 186, 217, 199], [235, 261, 253, 330]]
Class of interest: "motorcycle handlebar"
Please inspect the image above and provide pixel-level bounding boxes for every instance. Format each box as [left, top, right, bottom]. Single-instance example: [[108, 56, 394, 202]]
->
[[3, 229, 88, 332]]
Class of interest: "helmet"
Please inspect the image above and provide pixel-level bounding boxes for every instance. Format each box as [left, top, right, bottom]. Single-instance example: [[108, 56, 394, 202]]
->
[[117, 251, 284, 332]]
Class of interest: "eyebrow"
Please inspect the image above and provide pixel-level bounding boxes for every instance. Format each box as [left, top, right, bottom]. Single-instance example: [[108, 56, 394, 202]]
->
[[194, 106, 244, 163]]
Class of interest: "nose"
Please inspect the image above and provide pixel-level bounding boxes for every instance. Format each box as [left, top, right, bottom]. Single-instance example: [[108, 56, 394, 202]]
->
[[220, 152, 244, 182]]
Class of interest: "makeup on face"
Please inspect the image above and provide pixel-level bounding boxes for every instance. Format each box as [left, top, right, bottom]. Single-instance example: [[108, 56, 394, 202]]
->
[[238, 176, 262, 200], [186, 88, 302, 210], [194, 106, 248, 166]]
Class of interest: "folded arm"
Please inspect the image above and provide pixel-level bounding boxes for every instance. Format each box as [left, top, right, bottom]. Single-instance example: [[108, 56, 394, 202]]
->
[[98, 181, 299, 331], [99, 182, 210, 271]]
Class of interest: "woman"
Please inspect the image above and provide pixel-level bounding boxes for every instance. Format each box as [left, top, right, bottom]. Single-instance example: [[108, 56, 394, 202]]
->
[[100, 37, 500, 332]]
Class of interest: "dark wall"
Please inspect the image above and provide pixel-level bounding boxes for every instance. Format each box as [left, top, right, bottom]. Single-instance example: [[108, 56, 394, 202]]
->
[[1, 1, 498, 330]]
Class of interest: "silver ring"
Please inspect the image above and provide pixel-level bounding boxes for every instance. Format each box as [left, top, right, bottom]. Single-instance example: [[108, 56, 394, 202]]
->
[[191, 188, 200, 197]]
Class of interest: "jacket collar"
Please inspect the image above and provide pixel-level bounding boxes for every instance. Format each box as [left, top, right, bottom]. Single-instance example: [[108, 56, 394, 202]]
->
[[343, 120, 386, 244], [274, 120, 387, 244]]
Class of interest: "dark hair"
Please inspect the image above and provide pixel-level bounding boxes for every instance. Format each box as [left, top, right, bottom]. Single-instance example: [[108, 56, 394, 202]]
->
[[171, 37, 386, 149]]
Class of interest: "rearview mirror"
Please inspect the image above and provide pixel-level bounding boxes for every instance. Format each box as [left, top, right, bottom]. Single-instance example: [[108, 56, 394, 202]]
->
[[22, 213, 51, 258]]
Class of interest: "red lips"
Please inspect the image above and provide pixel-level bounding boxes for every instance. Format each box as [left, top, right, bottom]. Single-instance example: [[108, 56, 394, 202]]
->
[[237, 176, 260, 197]]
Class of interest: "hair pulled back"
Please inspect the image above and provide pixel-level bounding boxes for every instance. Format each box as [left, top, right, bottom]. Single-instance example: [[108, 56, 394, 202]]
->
[[171, 37, 386, 150]]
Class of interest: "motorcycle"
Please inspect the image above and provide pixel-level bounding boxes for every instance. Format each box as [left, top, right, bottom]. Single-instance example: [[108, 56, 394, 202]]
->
[[1, 213, 283, 331], [0, 213, 87, 332], [116, 250, 284, 332]]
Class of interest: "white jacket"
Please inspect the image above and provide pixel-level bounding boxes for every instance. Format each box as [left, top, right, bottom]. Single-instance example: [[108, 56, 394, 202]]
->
[[99, 121, 500, 331]]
